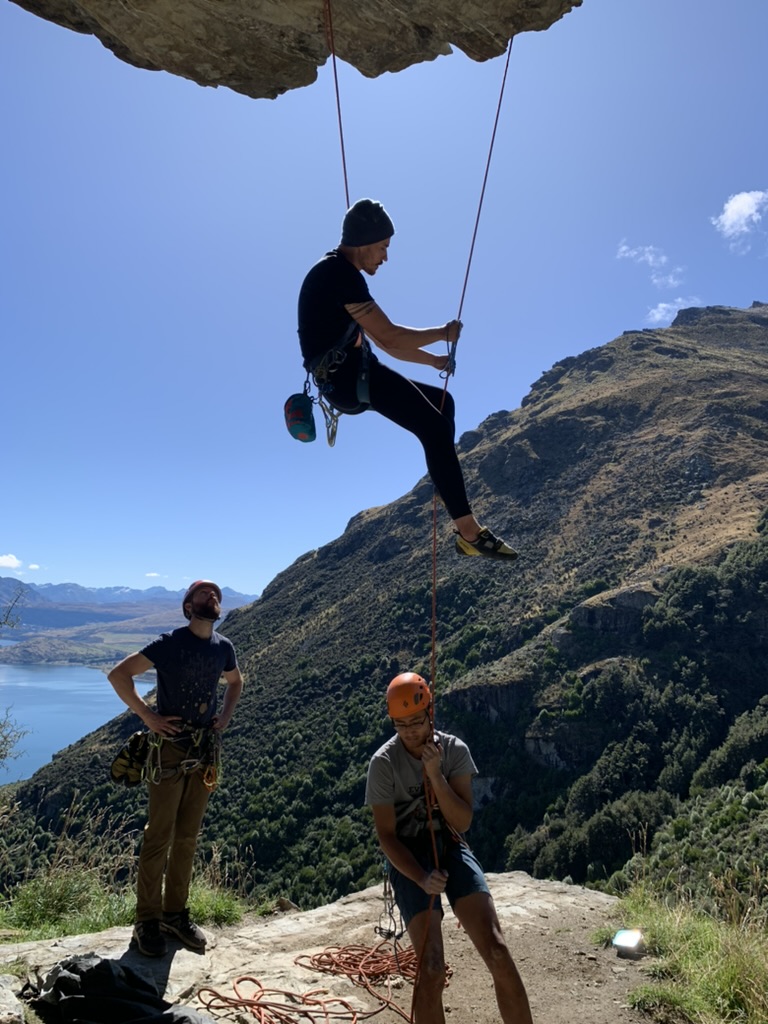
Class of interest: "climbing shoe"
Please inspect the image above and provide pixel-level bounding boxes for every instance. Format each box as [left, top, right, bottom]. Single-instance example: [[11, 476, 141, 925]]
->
[[161, 908, 207, 951], [133, 918, 168, 957], [455, 527, 518, 561]]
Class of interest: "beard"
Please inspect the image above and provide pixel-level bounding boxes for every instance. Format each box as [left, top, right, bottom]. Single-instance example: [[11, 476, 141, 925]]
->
[[192, 599, 220, 622]]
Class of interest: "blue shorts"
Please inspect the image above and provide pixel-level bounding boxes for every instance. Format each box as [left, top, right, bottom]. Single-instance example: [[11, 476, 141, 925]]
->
[[388, 834, 490, 928]]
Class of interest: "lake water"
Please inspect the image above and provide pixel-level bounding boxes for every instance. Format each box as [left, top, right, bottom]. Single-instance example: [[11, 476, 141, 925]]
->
[[0, 658, 153, 784]]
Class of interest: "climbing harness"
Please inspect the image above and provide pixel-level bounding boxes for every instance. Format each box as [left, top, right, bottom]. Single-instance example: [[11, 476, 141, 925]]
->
[[144, 726, 221, 791], [287, 321, 373, 446]]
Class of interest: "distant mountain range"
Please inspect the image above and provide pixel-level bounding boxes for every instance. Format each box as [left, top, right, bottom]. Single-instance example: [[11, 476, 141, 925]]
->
[[0, 577, 258, 659], [0, 578, 257, 609]]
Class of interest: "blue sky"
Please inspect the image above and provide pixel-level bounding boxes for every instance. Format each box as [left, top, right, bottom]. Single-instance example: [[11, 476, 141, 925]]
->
[[1, 0, 766, 596]]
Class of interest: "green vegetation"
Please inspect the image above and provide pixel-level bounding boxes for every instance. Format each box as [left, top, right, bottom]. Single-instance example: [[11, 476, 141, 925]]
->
[[505, 528, 768, 899], [3, 308, 768, 944], [3, 804, 768, 1024], [605, 881, 768, 1024], [0, 800, 249, 941], [2, 308, 768, 1022], [5, 523, 768, 917]]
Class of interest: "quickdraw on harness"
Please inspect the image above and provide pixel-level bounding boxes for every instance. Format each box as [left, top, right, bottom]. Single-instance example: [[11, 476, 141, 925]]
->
[[144, 726, 222, 791], [375, 866, 405, 944]]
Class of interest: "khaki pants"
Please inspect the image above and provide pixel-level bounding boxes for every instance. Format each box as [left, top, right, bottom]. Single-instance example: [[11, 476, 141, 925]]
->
[[135, 740, 212, 921]]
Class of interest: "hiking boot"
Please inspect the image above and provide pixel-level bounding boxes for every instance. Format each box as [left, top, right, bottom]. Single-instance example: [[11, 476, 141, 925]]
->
[[133, 918, 168, 957], [161, 908, 207, 951], [455, 527, 518, 561]]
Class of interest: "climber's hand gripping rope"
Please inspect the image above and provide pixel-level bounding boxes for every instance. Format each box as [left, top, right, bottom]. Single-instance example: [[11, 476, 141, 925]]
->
[[440, 318, 462, 379]]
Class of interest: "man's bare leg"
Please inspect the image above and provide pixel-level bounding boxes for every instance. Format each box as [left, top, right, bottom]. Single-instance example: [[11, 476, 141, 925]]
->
[[454, 891, 534, 1024], [406, 906, 447, 1024]]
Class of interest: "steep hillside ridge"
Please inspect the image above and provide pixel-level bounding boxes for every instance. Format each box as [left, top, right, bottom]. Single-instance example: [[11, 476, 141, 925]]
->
[[224, 302, 768, 679], [5, 304, 768, 907]]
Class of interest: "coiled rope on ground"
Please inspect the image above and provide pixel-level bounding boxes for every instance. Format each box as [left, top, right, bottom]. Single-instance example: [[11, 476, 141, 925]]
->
[[197, 939, 452, 1023]]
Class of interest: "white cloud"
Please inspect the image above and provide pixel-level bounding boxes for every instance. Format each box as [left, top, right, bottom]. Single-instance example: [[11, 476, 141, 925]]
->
[[646, 296, 701, 326], [28, 564, 40, 570], [145, 572, 161, 578], [0, 554, 22, 569], [616, 241, 684, 289], [711, 190, 768, 249]]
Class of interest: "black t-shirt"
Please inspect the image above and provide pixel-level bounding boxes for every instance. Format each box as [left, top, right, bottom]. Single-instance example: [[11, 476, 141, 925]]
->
[[297, 249, 373, 369], [140, 627, 237, 728]]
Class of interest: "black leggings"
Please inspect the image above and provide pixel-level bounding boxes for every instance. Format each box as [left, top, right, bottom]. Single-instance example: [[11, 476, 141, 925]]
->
[[324, 351, 472, 520]]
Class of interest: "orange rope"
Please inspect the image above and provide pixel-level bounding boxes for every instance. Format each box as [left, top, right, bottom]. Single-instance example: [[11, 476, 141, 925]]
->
[[300, 942, 415, 1022], [199, 976, 376, 1022], [198, 945, 453, 1024], [301, 941, 452, 1021]]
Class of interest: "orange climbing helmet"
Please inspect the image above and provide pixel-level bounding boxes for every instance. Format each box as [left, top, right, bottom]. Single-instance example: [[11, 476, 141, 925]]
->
[[386, 672, 432, 719]]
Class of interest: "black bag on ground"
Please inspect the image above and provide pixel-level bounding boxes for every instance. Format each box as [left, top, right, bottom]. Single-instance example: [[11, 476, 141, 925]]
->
[[32, 954, 215, 1023]]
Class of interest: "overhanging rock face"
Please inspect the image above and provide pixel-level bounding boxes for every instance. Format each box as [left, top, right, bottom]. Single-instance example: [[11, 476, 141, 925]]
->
[[13, 0, 582, 99]]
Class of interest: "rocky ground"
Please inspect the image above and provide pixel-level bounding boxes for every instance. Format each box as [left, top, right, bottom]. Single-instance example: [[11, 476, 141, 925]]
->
[[0, 872, 655, 1023]]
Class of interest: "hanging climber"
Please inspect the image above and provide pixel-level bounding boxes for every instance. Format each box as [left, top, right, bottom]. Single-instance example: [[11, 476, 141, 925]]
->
[[365, 672, 534, 1024], [297, 198, 517, 560]]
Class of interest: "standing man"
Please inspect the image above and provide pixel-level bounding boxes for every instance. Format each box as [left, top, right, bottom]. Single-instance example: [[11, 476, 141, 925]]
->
[[108, 579, 243, 957], [366, 672, 534, 1024], [297, 198, 518, 561]]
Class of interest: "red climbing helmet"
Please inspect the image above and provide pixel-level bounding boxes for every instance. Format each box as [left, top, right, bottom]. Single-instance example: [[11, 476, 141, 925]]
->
[[182, 579, 222, 619], [386, 672, 431, 719]]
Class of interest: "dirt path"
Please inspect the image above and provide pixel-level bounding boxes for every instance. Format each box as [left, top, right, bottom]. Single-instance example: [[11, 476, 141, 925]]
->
[[2, 872, 653, 1023]]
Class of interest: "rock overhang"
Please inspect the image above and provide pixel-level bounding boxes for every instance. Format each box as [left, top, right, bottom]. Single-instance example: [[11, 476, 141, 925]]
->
[[12, 0, 582, 100]]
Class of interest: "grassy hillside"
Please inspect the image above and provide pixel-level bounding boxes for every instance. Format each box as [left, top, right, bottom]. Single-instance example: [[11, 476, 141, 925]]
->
[[3, 303, 768, 912]]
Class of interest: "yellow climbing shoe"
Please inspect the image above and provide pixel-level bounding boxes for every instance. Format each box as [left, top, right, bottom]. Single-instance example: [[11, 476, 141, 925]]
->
[[455, 527, 518, 561]]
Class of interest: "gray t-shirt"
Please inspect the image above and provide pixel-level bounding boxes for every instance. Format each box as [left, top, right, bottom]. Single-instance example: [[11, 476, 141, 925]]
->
[[365, 730, 477, 839]]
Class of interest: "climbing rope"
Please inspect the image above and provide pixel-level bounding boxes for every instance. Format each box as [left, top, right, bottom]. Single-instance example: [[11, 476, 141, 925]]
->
[[375, 871, 405, 943], [197, 944, 453, 1024], [319, 8, 515, 1015], [455, 37, 515, 328], [323, 0, 351, 208], [198, 975, 381, 1023], [321, 0, 516, 678], [421, 43, 517, 1014]]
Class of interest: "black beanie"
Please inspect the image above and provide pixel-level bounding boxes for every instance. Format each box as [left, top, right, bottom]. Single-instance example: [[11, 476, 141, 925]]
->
[[340, 199, 395, 247]]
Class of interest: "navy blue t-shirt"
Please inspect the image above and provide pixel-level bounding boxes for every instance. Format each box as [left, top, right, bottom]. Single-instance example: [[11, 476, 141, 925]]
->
[[297, 249, 373, 368], [140, 627, 237, 728]]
